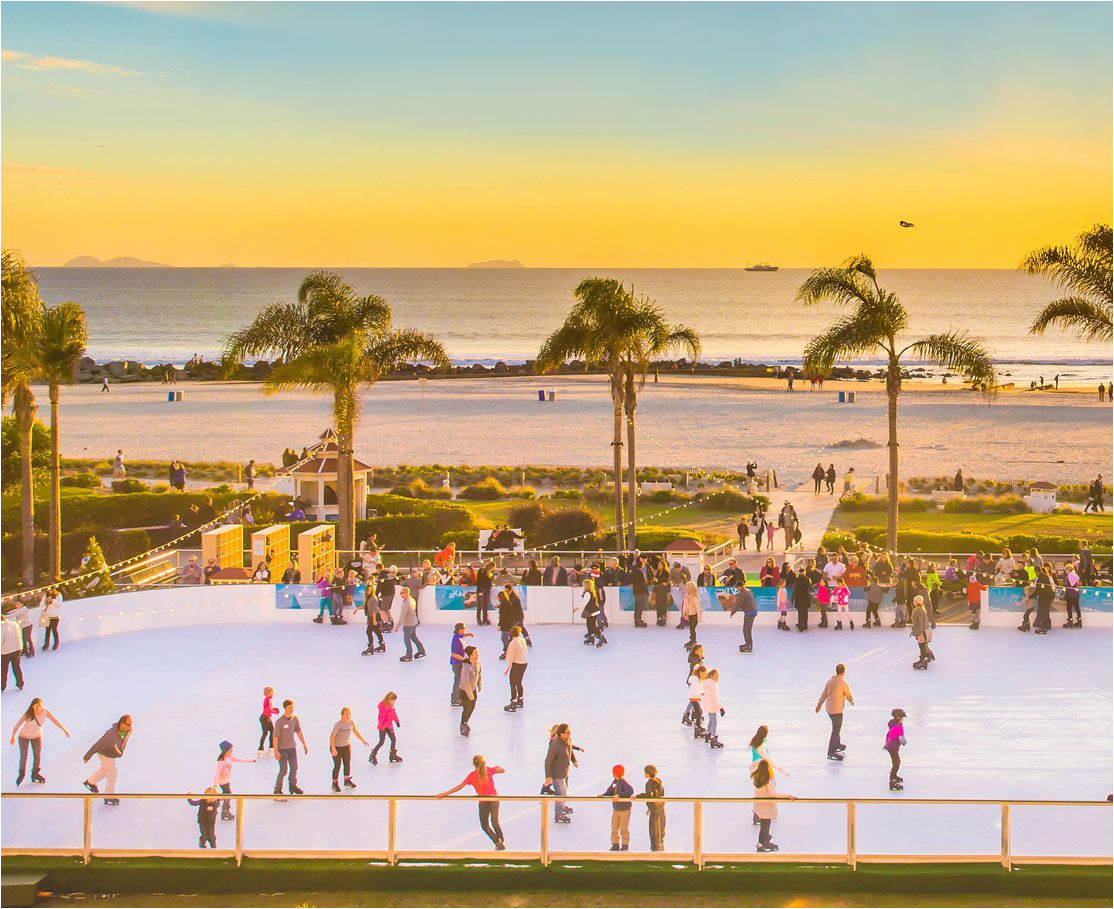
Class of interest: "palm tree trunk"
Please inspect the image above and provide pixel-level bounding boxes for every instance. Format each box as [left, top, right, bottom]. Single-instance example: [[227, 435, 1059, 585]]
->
[[610, 364, 626, 551], [625, 372, 638, 550], [885, 354, 901, 553], [15, 388, 37, 586], [334, 389, 357, 558], [49, 382, 62, 582]]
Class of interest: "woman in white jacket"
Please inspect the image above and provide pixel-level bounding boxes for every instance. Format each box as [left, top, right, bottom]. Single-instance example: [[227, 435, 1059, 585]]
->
[[701, 669, 725, 749], [681, 581, 701, 650]]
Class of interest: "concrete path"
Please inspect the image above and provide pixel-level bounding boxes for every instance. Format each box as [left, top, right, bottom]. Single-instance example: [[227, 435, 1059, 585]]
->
[[727, 480, 843, 572]]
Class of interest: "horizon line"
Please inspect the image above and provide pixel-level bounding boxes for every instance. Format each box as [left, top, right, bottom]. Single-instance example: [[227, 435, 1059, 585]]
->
[[36, 263, 1033, 271]]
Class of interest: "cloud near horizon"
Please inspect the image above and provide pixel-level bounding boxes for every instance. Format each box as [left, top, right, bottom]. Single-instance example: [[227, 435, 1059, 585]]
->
[[1, 48, 141, 76]]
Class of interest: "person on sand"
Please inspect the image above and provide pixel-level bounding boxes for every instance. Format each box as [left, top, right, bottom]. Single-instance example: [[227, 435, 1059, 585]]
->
[[815, 664, 854, 761], [11, 697, 70, 785], [752, 758, 797, 852], [437, 754, 506, 850], [825, 464, 837, 495], [812, 463, 825, 495]]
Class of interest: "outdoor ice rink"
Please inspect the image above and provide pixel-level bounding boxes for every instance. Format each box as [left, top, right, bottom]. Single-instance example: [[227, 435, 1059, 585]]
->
[[2, 619, 1111, 859]]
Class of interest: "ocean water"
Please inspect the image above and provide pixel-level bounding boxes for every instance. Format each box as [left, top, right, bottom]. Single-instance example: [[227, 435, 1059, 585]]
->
[[33, 267, 1113, 384]]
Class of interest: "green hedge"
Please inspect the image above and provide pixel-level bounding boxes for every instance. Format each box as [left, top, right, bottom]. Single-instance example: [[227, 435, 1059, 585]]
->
[[457, 477, 509, 500], [439, 530, 480, 550], [1, 528, 150, 586], [697, 487, 769, 513], [823, 526, 1113, 555]]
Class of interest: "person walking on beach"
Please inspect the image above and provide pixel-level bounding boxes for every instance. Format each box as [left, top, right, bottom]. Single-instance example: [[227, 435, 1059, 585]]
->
[[815, 665, 854, 761], [752, 758, 796, 852], [214, 740, 255, 819], [1, 611, 25, 692], [272, 700, 307, 797], [101, 376, 110, 393], [329, 706, 368, 791], [258, 686, 279, 755], [187, 789, 220, 848], [113, 449, 126, 480], [635, 765, 667, 851], [825, 464, 837, 495], [458, 646, 482, 737], [244, 459, 256, 490], [601, 765, 635, 850], [11, 698, 70, 785], [82, 715, 132, 805], [436, 754, 506, 850], [544, 723, 576, 824], [370, 691, 403, 765], [503, 626, 528, 712], [910, 596, 934, 669], [397, 587, 426, 662], [812, 463, 825, 495], [449, 623, 474, 707], [1100, 383, 1106, 403], [701, 668, 726, 749], [885, 709, 907, 791]]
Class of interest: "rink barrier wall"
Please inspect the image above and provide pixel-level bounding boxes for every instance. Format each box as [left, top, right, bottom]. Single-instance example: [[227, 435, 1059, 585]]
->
[[40, 582, 1113, 643], [1, 792, 1110, 871]]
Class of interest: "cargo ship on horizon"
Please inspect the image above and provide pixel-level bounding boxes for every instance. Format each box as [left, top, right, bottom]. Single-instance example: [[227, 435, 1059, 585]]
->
[[744, 263, 778, 272]]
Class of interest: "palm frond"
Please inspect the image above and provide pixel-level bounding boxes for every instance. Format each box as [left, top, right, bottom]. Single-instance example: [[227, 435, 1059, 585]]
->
[[221, 301, 311, 370], [1028, 296, 1113, 343], [903, 332, 998, 397], [1, 249, 43, 343], [39, 302, 89, 385], [536, 318, 595, 372], [796, 257, 876, 309], [365, 328, 451, 376], [802, 314, 889, 374], [1021, 223, 1112, 307]]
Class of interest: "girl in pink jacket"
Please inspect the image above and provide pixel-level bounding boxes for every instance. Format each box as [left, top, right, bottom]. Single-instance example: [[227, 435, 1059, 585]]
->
[[369, 692, 402, 765], [833, 577, 853, 631]]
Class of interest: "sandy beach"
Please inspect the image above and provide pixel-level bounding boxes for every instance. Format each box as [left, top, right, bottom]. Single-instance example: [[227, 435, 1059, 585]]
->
[[48, 375, 1112, 486]]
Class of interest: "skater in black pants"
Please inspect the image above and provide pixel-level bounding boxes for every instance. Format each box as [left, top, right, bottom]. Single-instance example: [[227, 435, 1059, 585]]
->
[[258, 687, 278, 754], [635, 765, 667, 851], [1063, 576, 1082, 628], [581, 579, 607, 647], [631, 561, 650, 627], [188, 789, 220, 848], [458, 647, 482, 736], [730, 585, 758, 653], [370, 692, 402, 764], [864, 575, 884, 628], [1033, 569, 1055, 634], [475, 560, 495, 625], [815, 665, 854, 760], [752, 758, 796, 852], [363, 584, 385, 655], [884, 709, 907, 790], [503, 626, 528, 711], [681, 581, 700, 648], [651, 574, 672, 627], [272, 700, 308, 796], [329, 707, 369, 791], [910, 597, 934, 669], [437, 754, 506, 850], [793, 571, 812, 631]]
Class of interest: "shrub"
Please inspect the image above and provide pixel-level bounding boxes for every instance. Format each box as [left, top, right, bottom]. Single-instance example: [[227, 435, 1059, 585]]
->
[[649, 489, 677, 503], [439, 530, 479, 551], [111, 478, 147, 494], [605, 526, 728, 551], [392, 478, 453, 500], [61, 472, 102, 489], [550, 489, 583, 500], [698, 487, 768, 513], [508, 485, 536, 500], [944, 494, 1030, 515], [458, 477, 509, 500], [532, 507, 603, 547], [507, 502, 548, 535]]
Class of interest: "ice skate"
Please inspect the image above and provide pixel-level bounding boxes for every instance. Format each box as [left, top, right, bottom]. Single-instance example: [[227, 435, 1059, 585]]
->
[[389, 752, 403, 763], [826, 752, 844, 761], [83, 781, 99, 794], [969, 619, 980, 630], [889, 779, 904, 791], [757, 842, 779, 852], [331, 781, 341, 792], [369, 753, 378, 765], [273, 787, 287, 802], [289, 786, 304, 796], [1063, 619, 1074, 628], [849, 620, 855, 630], [221, 810, 234, 821], [415, 651, 427, 659], [504, 702, 518, 712], [913, 659, 928, 670], [313, 616, 323, 624], [515, 698, 524, 709], [1017, 621, 1030, 632], [834, 620, 843, 630], [681, 713, 693, 727], [738, 645, 753, 653], [375, 644, 386, 652], [399, 655, 413, 662], [15, 772, 24, 785], [460, 723, 470, 737], [361, 648, 374, 656], [818, 618, 829, 628], [683, 639, 695, 650], [344, 777, 357, 788], [31, 773, 46, 784], [926, 649, 936, 662], [709, 736, 724, 749], [694, 726, 706, 739], [596, 636, 607, 647]]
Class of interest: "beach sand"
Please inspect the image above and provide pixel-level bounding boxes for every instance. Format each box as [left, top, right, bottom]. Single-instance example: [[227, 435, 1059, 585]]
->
[[49, 375, 1112, 485]]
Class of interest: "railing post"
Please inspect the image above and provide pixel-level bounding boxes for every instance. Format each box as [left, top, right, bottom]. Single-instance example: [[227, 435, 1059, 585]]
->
[[235, 797, 244, 866], [846, 801, 856, 870], [388, 798, 397, 866], [82, 795, 92, 865], [1001, 803, 1011, 871], [540, 798, 549, 867], [693, 800, 703, 869]]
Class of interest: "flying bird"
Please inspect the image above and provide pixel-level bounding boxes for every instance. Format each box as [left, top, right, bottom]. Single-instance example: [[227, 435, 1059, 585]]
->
[[899, 220, 915, 228]]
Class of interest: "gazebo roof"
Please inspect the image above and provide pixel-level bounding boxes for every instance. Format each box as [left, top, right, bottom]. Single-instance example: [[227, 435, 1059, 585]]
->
[[664, 538, 704, 552], [291, 456, 372, 477], [1029, 481, 1057, 490]]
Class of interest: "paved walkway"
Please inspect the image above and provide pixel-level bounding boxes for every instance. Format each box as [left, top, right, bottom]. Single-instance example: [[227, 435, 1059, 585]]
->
[[728, 480, 843, 572]]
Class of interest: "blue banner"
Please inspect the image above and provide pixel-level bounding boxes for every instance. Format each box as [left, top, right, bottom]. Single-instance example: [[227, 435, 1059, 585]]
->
[[275, 583, 366, 610], [987, 586, 1112, 613], [433, 585, 526, 611]]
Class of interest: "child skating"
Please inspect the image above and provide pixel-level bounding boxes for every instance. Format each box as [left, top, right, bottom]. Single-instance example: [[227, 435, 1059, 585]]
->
[[329, 706, 369, 791], [635, 765, 666, 851], [214, 740, 255, 820], [600, 764, 635, 851], [683, 665, 707, 738], [370, 692, 403, 765], [258, 686, 278, 756], [885, 708, 907, 790], [701, 668, 726, 749], [910, 596, 935, 670], [187, 788, 220, 848], [775, 578, 791, 631], [833, 577, 853, 630]]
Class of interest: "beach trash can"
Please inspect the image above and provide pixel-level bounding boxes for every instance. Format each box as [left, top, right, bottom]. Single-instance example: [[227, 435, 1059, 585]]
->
[[538, 389, 546, 402], [176, 391, 183, 401], [547, 390, 555, 402], [847, 391, 856, 403], [838, 391, 846, 403], [168, 392, 175, 402]]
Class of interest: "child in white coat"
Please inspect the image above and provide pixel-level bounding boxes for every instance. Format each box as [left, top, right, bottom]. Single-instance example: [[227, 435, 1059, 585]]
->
[[701, 669, 725, 749]]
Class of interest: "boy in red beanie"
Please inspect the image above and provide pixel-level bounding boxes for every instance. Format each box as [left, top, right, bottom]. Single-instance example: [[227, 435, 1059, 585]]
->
[[600, 764, 635, 851]]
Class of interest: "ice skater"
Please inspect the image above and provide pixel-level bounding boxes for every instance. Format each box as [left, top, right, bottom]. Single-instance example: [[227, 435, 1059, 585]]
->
[[601, 764, 635, 850], [436, 754, 506, 850], [701, 668, 725, 749], [544, 723, 578, 824], [214, 740, 255, 819], [884, 709, 907, 790], [503, 626, 528, 712], [258, 686, 279, 755], [683, 665, 707, 736], [734, 584, 758, 653], [635, 765, 666, 851], [272, 700, 308, 797], [329, 706, 369, 791], [10, 599, 34, 659], [910, 596, 935, 670], [775, 578, 790, 631], [449, 623, 474, 707], [581, 578, 607, 648], [41, 588, 62, 650], [362, 582, 386, 655], [751, 758, 797, 852], [1, 609, 25, 692], [833, 577, 853, 630], [864, 574, 885, 628], [82, 714, 132, 805], [397, 587, 426, 662], [815, 577, 831, 628], [681, 580, 701, 649], [793, 570, 812, 631], [748, 724, 788, 825], [966, 572, 987, 630], [815, 664, 854, 761], [370, 692, 403, 765], [458, 646, 482, 737], [10, 697, 69, 785], [187, 789, 220, 848]]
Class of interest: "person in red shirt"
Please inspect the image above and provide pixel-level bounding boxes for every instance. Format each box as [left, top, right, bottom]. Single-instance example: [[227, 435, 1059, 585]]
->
[[966, 573, 988, 630], [843, 556, 868, 588], [437, 754, 506, 849]]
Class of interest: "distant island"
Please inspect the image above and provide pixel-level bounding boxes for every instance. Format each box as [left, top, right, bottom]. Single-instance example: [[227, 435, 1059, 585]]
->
[[466, 259, 524, 269], [62, 255, 173, 268]]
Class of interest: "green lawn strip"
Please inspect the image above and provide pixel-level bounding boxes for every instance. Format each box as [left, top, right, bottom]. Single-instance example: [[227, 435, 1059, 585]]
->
[[827, 509, 1113, 542], [4, 857, 1109, 899], [462, 499, 739, 536]]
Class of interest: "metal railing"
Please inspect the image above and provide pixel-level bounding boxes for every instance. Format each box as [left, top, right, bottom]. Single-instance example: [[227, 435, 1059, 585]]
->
[[2, 792, 1109, 869]]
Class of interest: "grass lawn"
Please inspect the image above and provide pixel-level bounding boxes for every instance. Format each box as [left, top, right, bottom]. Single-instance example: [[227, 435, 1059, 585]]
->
[[829, 508, 1113, 541], [461, 499, 740, 538]]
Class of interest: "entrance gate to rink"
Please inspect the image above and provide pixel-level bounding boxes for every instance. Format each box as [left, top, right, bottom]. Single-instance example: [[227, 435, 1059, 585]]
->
[[2, 793, 1110, 869]]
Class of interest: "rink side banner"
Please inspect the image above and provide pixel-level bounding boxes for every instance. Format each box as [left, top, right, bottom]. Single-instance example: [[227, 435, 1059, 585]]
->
[[433, 585, 528, 611], [275, 584, 366, 610], [987, 586, 1113, 613]]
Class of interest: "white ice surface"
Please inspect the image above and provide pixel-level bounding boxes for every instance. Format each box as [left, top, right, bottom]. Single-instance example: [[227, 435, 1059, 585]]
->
[[2, 621, 1111, 858]]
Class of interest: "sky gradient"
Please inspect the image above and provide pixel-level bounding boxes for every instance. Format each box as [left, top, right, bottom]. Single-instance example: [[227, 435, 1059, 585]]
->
[[2, 1, 1111, 267]]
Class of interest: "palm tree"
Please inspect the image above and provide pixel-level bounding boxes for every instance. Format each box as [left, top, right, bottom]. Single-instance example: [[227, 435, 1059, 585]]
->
[[223, 271, 449, 554], [620, 296, 700, 547], [537, 278, 643, 550], [1023, 223, 1112, 343], [40, 303, 89, 581], [1, 250, 45, 585], [798, 256, 997, 552]]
